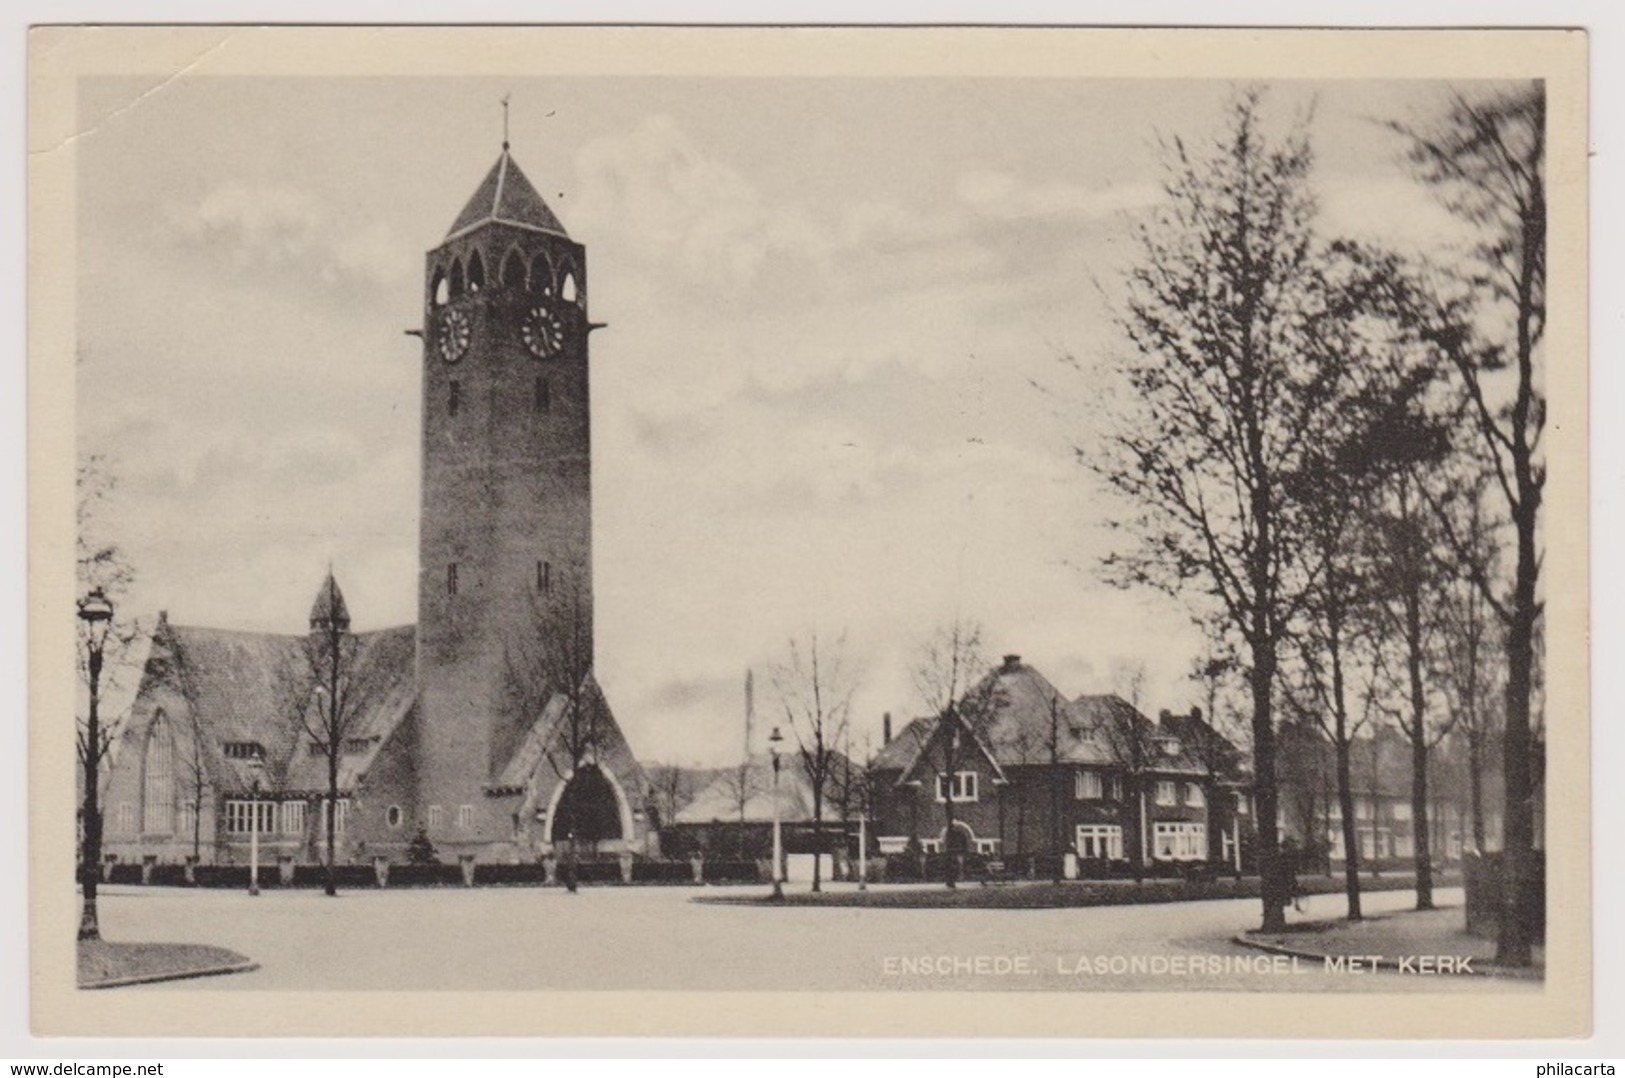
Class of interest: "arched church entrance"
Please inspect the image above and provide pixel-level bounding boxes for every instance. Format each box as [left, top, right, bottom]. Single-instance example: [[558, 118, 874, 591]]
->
[[548, 765, 625, 856]]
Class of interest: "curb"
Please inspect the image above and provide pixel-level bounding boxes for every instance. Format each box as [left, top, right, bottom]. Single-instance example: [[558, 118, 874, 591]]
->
[[1230, 934, 1540, 980], [81, 960, 260, 991]]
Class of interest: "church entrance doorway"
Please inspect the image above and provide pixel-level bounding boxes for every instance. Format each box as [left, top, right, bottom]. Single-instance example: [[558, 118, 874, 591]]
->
[[548, 764, 624, 857]]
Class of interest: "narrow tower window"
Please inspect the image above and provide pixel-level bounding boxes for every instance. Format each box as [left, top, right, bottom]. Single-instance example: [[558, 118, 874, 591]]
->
[[448, 379, 461, 416], [534, 376, 550, 413], [537, 560, 551, 594], [560, 272, 578, 303], [447, 563, 458, 596], [467, 250, 486, 292]]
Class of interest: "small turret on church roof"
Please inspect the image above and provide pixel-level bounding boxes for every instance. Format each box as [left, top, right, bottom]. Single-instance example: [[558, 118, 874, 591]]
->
[[309, 569, 351, 634], [445, 148, 568, 241]]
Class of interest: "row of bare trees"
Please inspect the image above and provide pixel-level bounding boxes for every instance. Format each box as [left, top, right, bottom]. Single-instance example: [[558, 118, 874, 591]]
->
[[1093, 85, 1545, 963]]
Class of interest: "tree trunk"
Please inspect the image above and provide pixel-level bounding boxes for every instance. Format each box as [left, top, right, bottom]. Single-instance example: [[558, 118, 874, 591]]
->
[[811, 786, 823, 893], [1497, 508, 1539, 966], [1327, 613, 1362, 921], [1467, 730, 1487, 852], [1405, 580, 1434, 911], [1251, 640, 1285, 931]]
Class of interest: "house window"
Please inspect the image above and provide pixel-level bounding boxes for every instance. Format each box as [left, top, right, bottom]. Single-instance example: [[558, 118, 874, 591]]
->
[[1076, 824, 1124, 860], [1186, 783, 1206, 808], [1236, 795, 1249, 816], [1075, 770, 1104, 800], [180, 799, 198, 836], [974, 838, 1000, 854], [447, 563, 458, 596], [457, 804, 474, 830], [919, 838, 943, 854], [1160, 737, 1182, 757], [1155, 780, 1177, 807], [344, 736, 377, 753], [117, 803, 136, 834], [1356, 800, 1373, 821], [222, 741, 265, 760], [449, 379, 461, 416], [386, 805, 403, 829], [535, 376, 550, 412], [1152, 821, 1207, 861], [428, 805, 444, 830], [1392, 802, 1412, 821], [281, 800, 305, 835], [935, 771, 979, 803], [330, 799, 349, 835]]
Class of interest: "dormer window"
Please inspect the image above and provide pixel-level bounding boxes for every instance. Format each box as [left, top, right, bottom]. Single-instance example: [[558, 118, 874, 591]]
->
[[222, 741, 265, 761]]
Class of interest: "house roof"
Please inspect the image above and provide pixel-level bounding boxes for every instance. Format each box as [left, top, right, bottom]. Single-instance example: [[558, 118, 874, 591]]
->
[[673, 749, 856, 825], [869, 657, 1240, 782], [446, 149, 568, 240]]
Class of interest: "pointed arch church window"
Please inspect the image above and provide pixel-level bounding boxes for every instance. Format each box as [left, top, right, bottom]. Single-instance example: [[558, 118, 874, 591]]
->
[[560, 272, 578, 304], [467, 250, 486, 292], [431, 269, 449, 307], [501, 249, 526, 289], [527, 253, 551, 294], [449, 259, 466, 299], [142, 712, 174, 833]]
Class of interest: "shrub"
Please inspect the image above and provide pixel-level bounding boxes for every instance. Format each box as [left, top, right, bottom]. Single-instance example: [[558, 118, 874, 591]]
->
[[701, 859, 760, 883], [630, 860, 694, 884], [389, 863, 465, 887]]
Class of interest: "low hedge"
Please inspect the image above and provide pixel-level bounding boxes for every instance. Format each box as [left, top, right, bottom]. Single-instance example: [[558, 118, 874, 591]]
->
[[291, 864, 378, 889], [631, 860, 695, 884], [474, 863, 549, 886], [388, 863, 465, 887], [701, 859, 761, 883]]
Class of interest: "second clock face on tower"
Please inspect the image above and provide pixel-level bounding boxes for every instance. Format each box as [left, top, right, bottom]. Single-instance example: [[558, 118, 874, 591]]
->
[[521, 301, 567, 359], [436, 308, 472, 363]]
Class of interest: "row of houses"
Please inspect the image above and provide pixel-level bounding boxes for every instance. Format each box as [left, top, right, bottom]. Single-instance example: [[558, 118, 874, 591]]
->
[[101, 623, 1505, 877]]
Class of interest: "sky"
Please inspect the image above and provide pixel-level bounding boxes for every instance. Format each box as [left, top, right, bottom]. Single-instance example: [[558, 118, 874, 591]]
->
[[75, 74, 1471, 766]]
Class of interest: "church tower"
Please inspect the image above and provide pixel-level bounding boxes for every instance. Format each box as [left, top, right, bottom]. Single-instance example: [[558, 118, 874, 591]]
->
[[416, 141, 594, 856]]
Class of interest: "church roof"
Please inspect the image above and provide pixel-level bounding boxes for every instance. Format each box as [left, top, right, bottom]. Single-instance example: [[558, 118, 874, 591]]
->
[[148, 621, 418, 796], [445, 149, 568, 240]]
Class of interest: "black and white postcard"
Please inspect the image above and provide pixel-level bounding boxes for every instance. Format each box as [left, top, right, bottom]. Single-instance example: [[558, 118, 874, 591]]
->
[[27, 25, 1590, 1038]]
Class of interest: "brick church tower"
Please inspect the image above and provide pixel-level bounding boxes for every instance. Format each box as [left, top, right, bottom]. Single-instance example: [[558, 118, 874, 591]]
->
[[416, 141, 598, 857]]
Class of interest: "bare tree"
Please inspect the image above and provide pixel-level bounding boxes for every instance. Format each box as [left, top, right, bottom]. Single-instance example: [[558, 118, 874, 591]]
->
[[645, 763, 696, 832], [771, 632, 856, 892], [297, 574, 364, 897], [1094, 663, 1160, 881], [1095, 88, 1356, 930], [503, 574, 598, 889], [1390, 84, 1545, 967], [75, 454, 139, 941], [908, 620, 999, 889]]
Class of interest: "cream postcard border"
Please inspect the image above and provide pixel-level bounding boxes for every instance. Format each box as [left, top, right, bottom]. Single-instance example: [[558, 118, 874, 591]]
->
[[26, 25, 1590, 1039]]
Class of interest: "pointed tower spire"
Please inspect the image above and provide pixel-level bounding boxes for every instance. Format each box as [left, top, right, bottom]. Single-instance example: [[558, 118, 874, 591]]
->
[[309, 568, 351, 635], [501, 93, 511, 151]]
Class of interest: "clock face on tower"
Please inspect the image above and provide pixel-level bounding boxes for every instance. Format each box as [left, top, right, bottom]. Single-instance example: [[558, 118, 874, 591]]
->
[[436, 308, 472, 363], [521, 299, 567, 359]]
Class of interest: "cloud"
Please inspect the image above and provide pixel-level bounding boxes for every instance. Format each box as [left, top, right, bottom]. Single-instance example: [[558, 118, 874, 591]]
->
[[166, 180, 412, 292], [955, 169, 1160, 223]]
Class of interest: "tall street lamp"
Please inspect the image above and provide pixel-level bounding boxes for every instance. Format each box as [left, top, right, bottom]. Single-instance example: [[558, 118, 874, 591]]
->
[[76, 587, 114, 942], [768, 725, 784, 901], [248, 766, 264, 897]]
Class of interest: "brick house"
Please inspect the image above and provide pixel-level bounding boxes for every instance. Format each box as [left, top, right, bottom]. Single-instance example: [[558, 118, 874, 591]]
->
[[868, 655, 1248, 874]]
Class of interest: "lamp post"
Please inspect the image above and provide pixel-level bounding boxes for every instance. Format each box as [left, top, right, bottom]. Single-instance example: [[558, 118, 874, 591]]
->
[[858, 809, 869, 892], [248, 769, 263, 897], [768, 725, 784, 901], [76, 587, 114, 942]]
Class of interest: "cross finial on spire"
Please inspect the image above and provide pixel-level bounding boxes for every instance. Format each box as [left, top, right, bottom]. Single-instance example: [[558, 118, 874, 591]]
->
[[501, 93, 511, 151]]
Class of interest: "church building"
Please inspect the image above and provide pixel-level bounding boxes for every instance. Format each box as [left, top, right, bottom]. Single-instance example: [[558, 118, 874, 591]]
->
[[100, 140, 653, 872]]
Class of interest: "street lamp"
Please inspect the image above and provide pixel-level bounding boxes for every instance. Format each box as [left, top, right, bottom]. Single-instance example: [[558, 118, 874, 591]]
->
[[248, 766, 264, 897], [76, 587, 114, 942], [768, 725, 784, 901]]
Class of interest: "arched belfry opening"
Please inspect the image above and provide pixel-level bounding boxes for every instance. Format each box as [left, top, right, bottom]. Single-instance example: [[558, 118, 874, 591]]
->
[[467, 250, 486, 292], [548, 765, 625, 853], [527, 252, 552, 294], [500, 248, 526, 289], [448, 258, 466, 299]]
